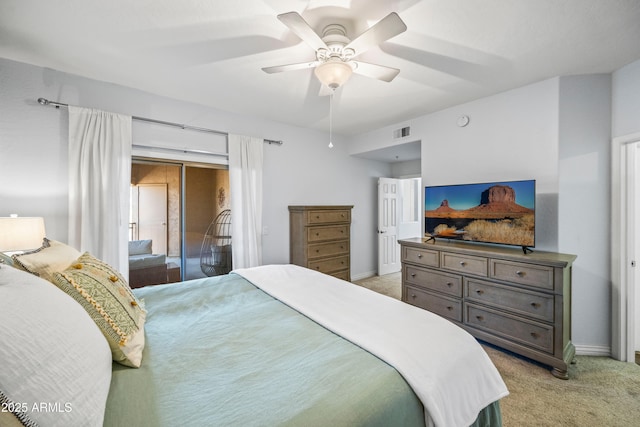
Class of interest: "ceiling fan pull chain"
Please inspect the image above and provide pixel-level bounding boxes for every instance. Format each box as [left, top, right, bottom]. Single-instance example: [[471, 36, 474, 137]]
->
[[329, 93, 334, 148]]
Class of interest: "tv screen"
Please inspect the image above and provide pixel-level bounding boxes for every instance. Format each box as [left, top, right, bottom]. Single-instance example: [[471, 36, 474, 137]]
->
[[425, 179, 535, 248]]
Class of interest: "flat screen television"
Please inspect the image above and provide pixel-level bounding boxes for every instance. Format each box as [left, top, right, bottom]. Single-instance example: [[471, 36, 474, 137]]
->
[[424, 179, 535, 249]]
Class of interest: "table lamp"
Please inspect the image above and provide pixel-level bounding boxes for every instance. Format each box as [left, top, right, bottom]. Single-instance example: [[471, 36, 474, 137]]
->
[[0, 215, 46, 254]]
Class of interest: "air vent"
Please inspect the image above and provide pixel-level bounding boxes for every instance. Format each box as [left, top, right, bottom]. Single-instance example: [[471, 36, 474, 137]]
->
[[393, 126, 410, 139]]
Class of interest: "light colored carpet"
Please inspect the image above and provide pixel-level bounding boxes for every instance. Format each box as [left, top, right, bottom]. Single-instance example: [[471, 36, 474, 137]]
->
[[353, 273, 640, 427], [353, 272, 402, 299]]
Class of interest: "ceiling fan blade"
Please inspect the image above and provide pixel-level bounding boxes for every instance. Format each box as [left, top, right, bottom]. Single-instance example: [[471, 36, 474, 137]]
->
[[262, 61, 319, 74], [344, 12, 407, 56], [277, 12, 328, 52], [352, 61, 400, 82]]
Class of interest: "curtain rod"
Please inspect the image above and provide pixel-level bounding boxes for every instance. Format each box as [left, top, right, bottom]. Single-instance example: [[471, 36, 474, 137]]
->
[[36, 98, 283, 145]]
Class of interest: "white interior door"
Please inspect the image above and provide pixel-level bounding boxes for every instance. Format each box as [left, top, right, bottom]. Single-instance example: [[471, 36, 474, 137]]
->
[[137, 184, 168, 255], [633, 143, 640, 355], [612, 134, 640, 362], [378, 178, 401, 275], [399, 178, 422, 240]]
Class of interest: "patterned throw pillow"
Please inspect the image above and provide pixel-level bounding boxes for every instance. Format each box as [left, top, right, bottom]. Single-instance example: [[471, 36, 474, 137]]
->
[[51, 253, 146, 368], [12, 238, 81, 281]]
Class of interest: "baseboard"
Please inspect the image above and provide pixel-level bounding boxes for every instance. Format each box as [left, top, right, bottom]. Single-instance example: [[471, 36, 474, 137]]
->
[[574, 344, 610, 357], [351, 271, 377, 281]]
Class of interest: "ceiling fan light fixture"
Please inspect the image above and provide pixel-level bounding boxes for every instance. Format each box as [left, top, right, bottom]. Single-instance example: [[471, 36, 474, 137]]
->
[[314, 60, 353, 89]]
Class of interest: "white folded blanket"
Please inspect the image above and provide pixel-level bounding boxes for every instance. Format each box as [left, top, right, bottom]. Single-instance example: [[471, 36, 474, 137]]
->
[[234, 264, 509, 427]]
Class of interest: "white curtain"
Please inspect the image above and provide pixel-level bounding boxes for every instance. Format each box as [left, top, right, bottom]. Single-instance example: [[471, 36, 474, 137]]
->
[[68, 106, 132, 275], [228, 134, 263, 268]]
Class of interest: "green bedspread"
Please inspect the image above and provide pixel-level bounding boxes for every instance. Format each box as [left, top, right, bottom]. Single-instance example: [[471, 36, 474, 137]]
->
[[104, 273, 501, 426], [104, 273, 424, 426]]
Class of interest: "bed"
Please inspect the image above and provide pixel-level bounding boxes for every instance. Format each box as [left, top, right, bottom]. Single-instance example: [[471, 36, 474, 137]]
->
[[1, 244, 508, 427]]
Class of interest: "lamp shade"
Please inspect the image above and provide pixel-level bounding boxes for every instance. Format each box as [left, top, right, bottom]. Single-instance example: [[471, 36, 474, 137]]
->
[[314, 60, 353, 89], [0, 216, 46, 252]]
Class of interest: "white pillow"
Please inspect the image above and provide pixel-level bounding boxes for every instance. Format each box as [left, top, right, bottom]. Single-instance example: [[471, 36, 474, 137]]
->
[[0, 264, 112, 427], [11, 238, 81, 282]]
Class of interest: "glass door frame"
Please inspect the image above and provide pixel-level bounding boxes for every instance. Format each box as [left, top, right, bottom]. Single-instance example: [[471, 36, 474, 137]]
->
[[132, 157, 228, 282]]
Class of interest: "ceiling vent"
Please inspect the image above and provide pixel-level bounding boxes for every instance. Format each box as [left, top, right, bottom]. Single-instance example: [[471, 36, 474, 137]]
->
[[393, 126, 410, 139]]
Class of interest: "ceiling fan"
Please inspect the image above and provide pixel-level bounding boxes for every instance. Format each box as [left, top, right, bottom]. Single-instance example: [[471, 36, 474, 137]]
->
[[262, 11, 407, 93]]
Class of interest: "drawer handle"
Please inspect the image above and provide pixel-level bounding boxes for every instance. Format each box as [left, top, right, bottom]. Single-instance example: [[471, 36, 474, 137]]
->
[[446, 282, 453, 287], [316, 232, 320, 236], [417, 253, 423, 259], [516, 270, 525, 277], [476, 289, 484, 295], [530, 332, 539, 338], [531, 302, 540, 308], [341, 261, 344, 265], [411, 293, 417, 299], [410, 273, 416, 278], [459, 261, 467, 266], [316, 249, 320, 253], [446, 306, 453, 311], [316, 215, 320, 219], [340, 230, 344, 233], [475, 315, 484, 321]]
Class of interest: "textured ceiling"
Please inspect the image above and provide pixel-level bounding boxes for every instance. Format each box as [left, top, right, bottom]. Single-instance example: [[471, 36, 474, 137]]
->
[[1, 0, 640, 139]]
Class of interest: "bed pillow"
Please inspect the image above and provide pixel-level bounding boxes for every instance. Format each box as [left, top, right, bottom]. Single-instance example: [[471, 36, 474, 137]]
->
[[0, 252, 13, 266], [11, 238, 81, 282], [0, 263, 112, 427], [51, 253, 147, 367]]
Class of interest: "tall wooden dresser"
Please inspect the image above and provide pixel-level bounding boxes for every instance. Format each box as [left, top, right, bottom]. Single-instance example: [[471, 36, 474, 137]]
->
[[289, 205, 353, 281], [399, 237, 576, 379]]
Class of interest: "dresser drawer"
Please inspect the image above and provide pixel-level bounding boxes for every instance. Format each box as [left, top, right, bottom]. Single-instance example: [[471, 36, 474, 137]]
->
[[405, 285, 462, 322], [441, 252, 488, 276], [490, 259, 554, 290], [308, 255, 349, 274], [465, 278, 554, 322], [307, 225, 349, 242], [465, 303, 553, 353], [404, 265, 462, 297], [307, 240, 349, 259], [307, 209, 351, 225], [402, 246, 439, 268], [330, 270, 350, 281]]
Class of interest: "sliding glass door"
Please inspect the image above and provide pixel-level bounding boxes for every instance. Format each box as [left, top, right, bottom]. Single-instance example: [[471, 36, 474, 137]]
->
[[183, 165, 230, 280], [130, 159, 229, 284]]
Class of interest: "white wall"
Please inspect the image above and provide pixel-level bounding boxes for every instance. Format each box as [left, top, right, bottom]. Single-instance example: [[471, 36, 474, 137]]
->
[[612, 59, 640, 357], [390, 159, 421, 178], [349, 77, 613, 354], [352, 79, 561, 249], [0, 58, 390, 278], [612, 59, 640, 138], [557, 74, 612, 352]]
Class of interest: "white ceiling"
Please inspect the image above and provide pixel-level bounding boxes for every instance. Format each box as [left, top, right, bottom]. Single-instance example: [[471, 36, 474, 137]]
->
[[2, 0, 640, 143]]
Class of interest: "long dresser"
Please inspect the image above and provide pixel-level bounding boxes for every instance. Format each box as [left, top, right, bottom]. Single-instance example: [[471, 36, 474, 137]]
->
[[400, 237, 577, 379], [289, 205, 353, 281]]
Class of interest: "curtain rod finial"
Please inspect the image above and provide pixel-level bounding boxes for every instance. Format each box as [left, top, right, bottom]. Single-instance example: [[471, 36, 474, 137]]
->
[[37, 98, 49, 105]]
